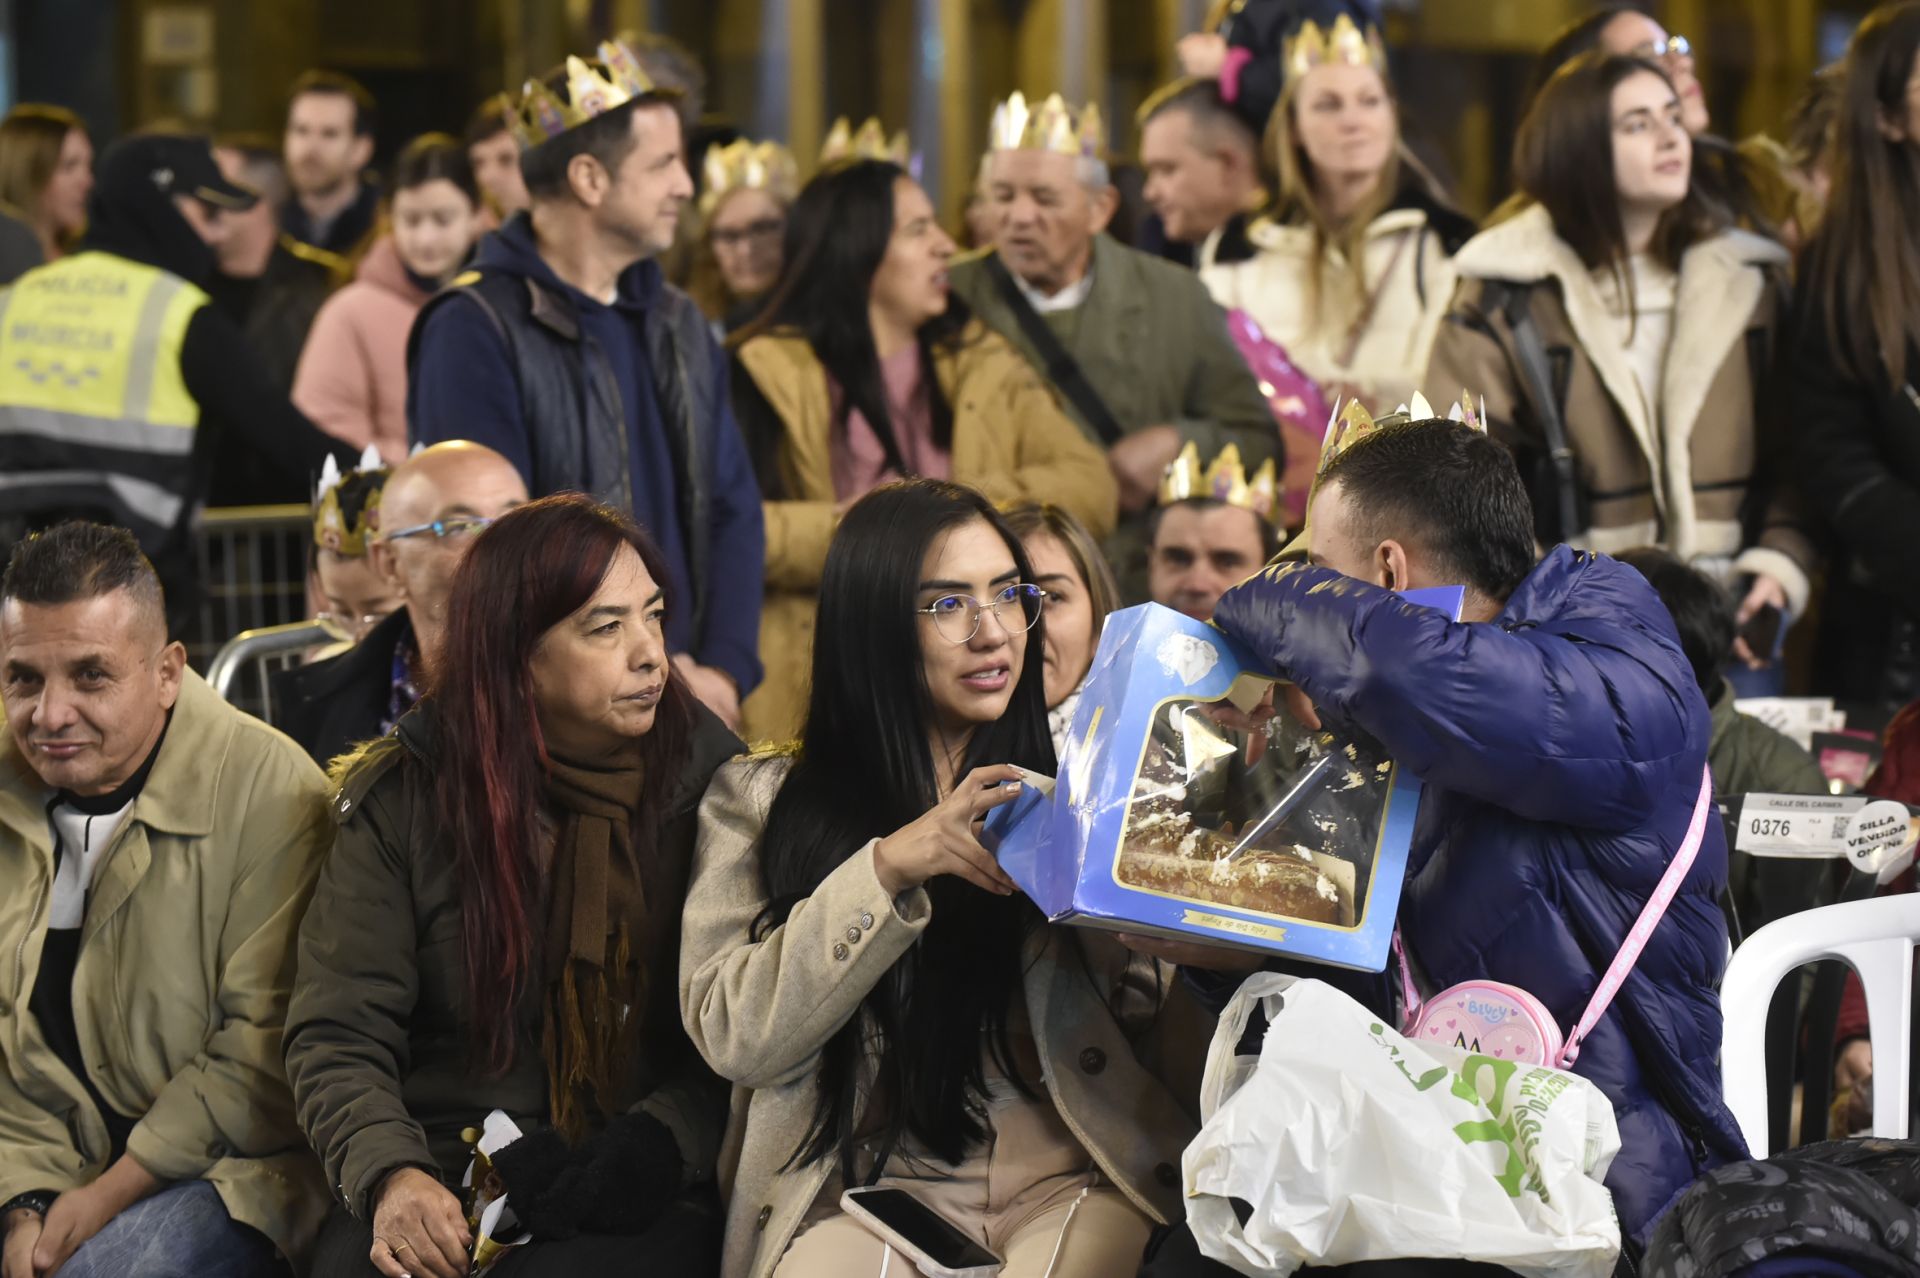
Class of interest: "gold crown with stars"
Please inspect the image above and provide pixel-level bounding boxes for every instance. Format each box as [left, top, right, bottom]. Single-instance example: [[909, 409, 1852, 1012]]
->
[[510, 39, 672, 149], [1159, 442, 1281, 525]]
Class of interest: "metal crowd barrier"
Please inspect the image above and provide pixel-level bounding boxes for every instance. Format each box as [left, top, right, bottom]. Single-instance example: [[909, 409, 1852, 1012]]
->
[[207, 620, 340, 726], [184, 504, 312, 672], [184, 504, 314, 721]]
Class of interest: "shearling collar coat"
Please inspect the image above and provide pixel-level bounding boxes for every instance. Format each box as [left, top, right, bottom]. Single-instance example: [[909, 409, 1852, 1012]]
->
[[1423, 203, 1814, 614]]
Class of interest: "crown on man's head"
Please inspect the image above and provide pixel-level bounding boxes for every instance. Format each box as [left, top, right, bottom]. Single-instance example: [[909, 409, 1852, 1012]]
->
[[700, 139, 799, 214], [1159, 442, 1280, 525], [987, 92, 1106, 159], [510, 39, 666, 149], [820, 117, 911, 166], [1316, 390, 1487, 477], [1284, 13, 1388, 82]]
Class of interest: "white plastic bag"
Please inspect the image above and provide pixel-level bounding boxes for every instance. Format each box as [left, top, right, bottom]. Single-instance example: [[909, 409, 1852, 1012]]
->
[[1184, 975, 1623, 1278]]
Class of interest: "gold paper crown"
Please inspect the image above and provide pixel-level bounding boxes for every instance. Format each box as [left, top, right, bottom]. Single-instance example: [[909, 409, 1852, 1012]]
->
[[987, 91, 1106, 158], [1275, 390, 1486, 559], [699, 139, 799, 215], [1158, 442, 1280, 524], [510, 39, 662, 149], [1284, 13, 1388, 81], [820, 117, 911, 166], [1315, 390, 1486, 477], [312, 445, 387, 558]]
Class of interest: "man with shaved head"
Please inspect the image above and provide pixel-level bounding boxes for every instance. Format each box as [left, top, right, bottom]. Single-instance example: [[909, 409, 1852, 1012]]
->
[[0, 521, 330, 1275], [275, 440, 528, 764]]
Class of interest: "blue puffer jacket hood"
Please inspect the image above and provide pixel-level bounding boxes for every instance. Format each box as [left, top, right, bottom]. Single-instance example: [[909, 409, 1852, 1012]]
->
[[1212, 546, 1748, 1247]]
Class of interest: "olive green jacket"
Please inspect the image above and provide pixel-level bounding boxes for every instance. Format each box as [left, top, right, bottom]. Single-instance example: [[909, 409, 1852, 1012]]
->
[[0, 671, 332, 1266], [949, 235, 1276, 464], [1710, 680, 1838, 932], [286, 700, 742, 1222], [950, 236, 1280, 597]]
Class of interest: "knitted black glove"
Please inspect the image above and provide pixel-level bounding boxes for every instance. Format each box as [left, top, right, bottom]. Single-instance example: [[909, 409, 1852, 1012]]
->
[[489, 1112, 684, 1240]]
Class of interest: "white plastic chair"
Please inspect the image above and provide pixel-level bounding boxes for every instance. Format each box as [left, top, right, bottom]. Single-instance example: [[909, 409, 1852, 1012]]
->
[[1721, 893, 1920, 1153]]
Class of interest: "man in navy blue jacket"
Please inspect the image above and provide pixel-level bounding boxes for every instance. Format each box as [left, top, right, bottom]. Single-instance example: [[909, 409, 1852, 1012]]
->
[[408, 45, 763, 727], [1152, 418, 1747, 1258]]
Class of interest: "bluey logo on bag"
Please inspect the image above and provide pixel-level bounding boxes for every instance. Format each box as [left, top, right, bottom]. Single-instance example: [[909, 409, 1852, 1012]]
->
[[1465, 997, 1512, 1026]]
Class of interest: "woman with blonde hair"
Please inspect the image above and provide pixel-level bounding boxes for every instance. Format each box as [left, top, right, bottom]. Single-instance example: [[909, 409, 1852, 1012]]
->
[[0, 104, 92, 261], [689, 139, 797, 336], [1001, 502, 1121, 754], [1201, 10, 1472, 409]]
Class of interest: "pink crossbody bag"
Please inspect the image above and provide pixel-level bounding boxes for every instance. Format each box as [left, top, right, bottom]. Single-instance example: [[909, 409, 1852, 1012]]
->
[[1397, 765, 1714, 1069]]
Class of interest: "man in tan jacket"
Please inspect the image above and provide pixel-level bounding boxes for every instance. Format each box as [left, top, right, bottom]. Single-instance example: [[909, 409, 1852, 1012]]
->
[[0, 522, 331, 1277]]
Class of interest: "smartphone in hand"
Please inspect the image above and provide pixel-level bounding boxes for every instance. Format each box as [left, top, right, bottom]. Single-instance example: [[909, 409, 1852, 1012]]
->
[[1739, 603, 1783, 663]]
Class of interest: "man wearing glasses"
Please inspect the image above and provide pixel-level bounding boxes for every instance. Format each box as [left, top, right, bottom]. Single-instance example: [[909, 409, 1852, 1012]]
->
[[275, 442, 527, 765]]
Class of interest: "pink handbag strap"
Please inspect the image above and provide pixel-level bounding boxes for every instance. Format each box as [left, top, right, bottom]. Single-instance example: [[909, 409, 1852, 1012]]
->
[[1393, 927, 1421, 1023], [1395, 764, 1715, 1068], [1559, 763, 1714, 1066]]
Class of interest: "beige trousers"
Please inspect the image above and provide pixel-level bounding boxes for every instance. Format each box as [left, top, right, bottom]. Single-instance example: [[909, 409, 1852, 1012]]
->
[[772, 1078, 1154, 1278]]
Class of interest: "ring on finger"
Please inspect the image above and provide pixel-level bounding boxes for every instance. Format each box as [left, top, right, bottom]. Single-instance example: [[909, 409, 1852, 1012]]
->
[[393, 1240, 414, 1254]]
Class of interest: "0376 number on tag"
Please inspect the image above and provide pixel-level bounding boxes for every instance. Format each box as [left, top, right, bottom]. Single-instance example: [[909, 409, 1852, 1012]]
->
[[1734, 794, 1864, 858]]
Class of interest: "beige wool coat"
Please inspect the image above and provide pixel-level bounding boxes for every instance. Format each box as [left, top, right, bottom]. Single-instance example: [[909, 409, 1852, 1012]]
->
[[0, 672, 332, 1267], [679, 755, 1209, 1278], [1203, 205, 1463, 412]]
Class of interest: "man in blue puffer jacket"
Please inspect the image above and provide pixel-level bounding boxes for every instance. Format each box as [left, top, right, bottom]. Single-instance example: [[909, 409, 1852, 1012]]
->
[[1197, 418, 1749, 1255]]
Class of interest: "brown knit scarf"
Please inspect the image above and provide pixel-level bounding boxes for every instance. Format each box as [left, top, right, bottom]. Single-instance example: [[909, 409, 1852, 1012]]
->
[[542, 754, 649, 1140]]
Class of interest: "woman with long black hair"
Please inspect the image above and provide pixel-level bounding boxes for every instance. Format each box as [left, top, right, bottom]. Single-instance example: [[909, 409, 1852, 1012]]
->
[[728, 159, 1115, 744], [682, 480, 1196, 1278], [289, 495, 741, 1278]]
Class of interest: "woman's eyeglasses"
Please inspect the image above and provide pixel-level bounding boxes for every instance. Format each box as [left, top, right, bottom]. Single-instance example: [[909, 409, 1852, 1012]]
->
[[382, 515, 498, 543], [315, 609, 394, 640], [712, 217, 785, 249], [916, 583, 1045, 644]]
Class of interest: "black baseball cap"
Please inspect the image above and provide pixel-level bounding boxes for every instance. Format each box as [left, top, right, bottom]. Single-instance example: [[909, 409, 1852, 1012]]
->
[[98, 133, 260, 212]]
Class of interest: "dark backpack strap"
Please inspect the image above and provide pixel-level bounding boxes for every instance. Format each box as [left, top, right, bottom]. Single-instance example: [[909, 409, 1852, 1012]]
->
[[983, 253, 1125, 446], [1488, 279, 1584, 544]]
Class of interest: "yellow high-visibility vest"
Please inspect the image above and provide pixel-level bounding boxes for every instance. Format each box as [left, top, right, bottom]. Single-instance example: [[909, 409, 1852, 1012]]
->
[[0, 252, 209, 542]]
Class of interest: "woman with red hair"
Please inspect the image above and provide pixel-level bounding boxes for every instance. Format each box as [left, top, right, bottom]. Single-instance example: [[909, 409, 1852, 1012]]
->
[[287, 494, 742, 1278]]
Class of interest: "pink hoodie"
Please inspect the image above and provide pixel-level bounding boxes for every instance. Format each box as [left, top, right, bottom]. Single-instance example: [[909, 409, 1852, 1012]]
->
[[292, 235, 433, 462]]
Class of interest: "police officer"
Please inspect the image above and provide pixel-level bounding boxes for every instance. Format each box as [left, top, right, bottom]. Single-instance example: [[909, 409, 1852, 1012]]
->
[[0, 133, 353, 626]]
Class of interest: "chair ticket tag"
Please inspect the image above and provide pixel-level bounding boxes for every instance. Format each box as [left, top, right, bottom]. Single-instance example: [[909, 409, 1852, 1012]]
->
[[1733, 793, 1863, 859]]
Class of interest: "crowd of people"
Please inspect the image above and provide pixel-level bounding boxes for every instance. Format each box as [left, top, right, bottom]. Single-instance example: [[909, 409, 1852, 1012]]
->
[[2, 0, 1920, 1275]]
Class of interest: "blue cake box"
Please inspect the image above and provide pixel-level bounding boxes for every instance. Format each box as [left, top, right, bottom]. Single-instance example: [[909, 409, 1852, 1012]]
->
[[987, 591, 1462, 971]]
